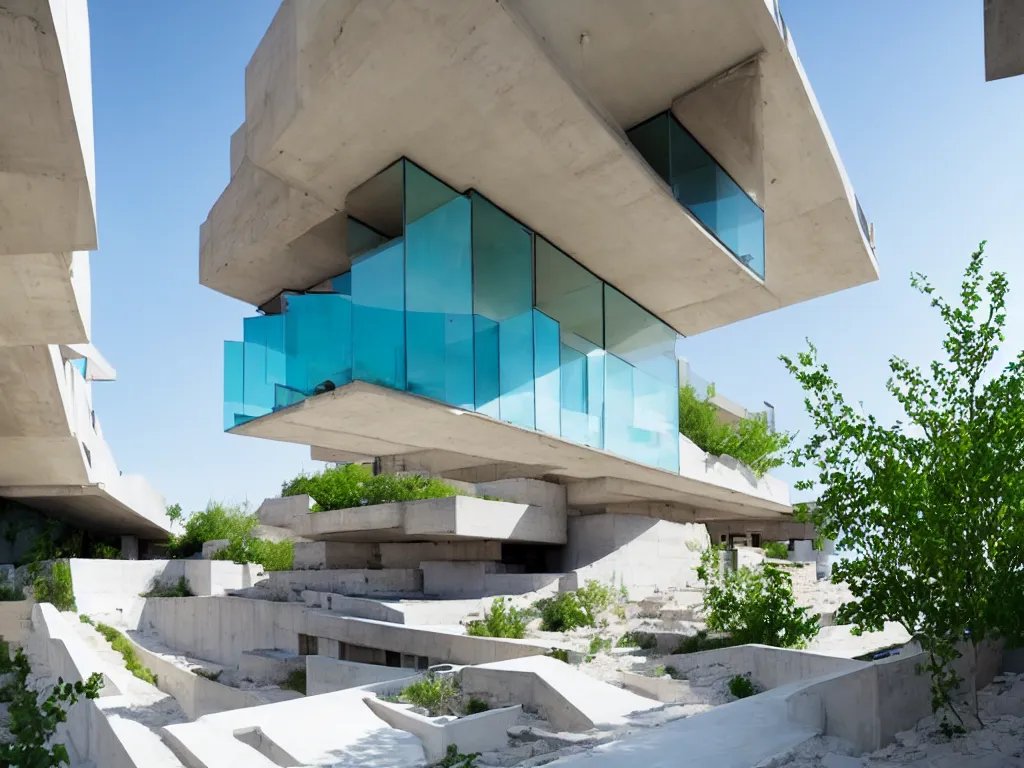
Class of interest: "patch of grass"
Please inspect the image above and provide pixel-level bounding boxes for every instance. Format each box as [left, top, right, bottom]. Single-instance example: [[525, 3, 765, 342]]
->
[[728, 674, 756, 699], [95, 623, 157, 685], [617, 631, 658, 650], [762, 541, 790, 560], [79, 614, 94, 625], [141, 576, 194, 598], [674, 629, 737, 655], [195, 669, 222, 682], [281, 669, 306, 695], [282, 464, 464, 512], [587, 636, 612, 656], [33, 560, 76, 611], [466, 597, 526, 639], [400, 673, 459, 717], [464, 697, 489, 715]]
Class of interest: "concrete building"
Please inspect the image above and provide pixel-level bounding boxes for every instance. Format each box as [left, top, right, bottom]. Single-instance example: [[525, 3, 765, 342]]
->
[[985, 0, 1024, 80], [201, 0, 874, 585], [0, 0, 169, 550]]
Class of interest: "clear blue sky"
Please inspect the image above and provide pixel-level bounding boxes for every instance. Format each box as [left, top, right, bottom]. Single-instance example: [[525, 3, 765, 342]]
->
[[86, 1, 1024, 514]]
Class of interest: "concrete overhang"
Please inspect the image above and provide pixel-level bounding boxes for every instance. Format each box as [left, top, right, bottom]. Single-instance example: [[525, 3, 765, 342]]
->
[[0, 484, 171, 538], [201, 0, 876, 337], [0, 0, 97, 255], [985, 0, 1024, 80], [63, 342, 116, 381], [0, 251, 89, 346], [230, 380, 791, 520]]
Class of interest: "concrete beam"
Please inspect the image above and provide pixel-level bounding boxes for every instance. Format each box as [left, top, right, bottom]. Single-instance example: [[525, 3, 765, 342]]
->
[[0, 252, 88, 346], [985, 0, 1024, 81]]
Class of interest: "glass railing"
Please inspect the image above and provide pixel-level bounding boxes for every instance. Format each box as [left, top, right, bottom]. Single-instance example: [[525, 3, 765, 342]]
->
[[627, 112, 765, 280], [224, 159, 681, 473]]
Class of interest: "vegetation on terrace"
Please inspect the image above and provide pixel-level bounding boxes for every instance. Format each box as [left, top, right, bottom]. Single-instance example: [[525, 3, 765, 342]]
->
[[282, 463, 464, 512], [166, 501, 293, 571], [466, 597, 527, 639], [783, 244, 1024, 727], [95, 622, 157, 685], [678, 384, 792, 477], [534, 580, 622, 632]]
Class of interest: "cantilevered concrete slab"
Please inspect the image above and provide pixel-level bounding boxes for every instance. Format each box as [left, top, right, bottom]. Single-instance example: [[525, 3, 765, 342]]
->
[[201, 0, 876, 336], [985, 0, 1024, 80], [231, 381, 791, 520], [0, 251, 90, 346], [0, 0, 97, 255]]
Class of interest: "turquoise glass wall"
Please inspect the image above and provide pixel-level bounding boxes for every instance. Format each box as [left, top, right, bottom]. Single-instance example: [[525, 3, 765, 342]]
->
[[627, 112, 765, 280], [224, 159, 681, 472]]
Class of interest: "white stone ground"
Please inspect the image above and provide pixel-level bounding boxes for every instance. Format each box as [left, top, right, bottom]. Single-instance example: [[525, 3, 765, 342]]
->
[[769, 672, 1024, 768]]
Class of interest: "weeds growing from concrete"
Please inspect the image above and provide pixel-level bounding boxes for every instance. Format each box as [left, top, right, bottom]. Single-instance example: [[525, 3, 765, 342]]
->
[[95, 622, 157, 685], [466, 597, 526, 639]]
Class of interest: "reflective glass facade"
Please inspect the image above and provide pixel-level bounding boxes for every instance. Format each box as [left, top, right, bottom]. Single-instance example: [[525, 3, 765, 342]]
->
[[628, 112, 765, 279], [224, 160, 680, 472]]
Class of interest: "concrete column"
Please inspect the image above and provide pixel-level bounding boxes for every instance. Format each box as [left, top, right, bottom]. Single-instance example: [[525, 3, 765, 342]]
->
[[120, 535, 139, 560]]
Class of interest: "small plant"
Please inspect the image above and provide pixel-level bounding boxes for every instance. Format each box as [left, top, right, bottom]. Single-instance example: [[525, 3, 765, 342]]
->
[[464, 697, 489, 715], [728, 674, 756, 699], [651, 665, 666, 677], [166, 502, 183, 529], [281, 669, 306, 695], [0, 647, 103, 767], [91, 542, 121, 560], [141, 576, 195, 598], [33, 560, 77, 612], [762, 541, 790, 560], [535, 592, 591, 632], [617, 631, 657, 650], [613, 605, 626, 621], [400, 673, 459, 717], [466, 597, 526, 639], [0, 570, 22, 602], [664, 665, 679, 678], [196, 669, 222, 682], [588, 636, 612, 656], [546, 648, 570, 663], [432, 744, 480, 768], [95, 623, 157, 685], [78, 614, 94, 625], [577, 580, 615, 617]]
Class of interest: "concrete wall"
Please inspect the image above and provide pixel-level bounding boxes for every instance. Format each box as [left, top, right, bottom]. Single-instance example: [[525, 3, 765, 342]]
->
[[239, 649, 306, 684], [267, 568, 423, 596], [306, 655, 414, 695], [421, 561, 565, 598], [560, 513, 709, 597], [292, 541, 379, 570], [0, 598, 32, 644]]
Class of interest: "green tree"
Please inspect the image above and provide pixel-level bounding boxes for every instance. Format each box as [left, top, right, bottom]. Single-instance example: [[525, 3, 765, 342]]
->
[[782, 243, 1024, 725], [166, 503, 183, 529]]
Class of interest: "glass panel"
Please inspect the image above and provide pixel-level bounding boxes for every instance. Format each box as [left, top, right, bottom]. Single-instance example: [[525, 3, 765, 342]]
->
[[405, 161, 461, 226], [347, 217, 386, 261], [604, 285, 677, 385], [223, 341, 245, 430], [71, 358, 87, 377], [625, 114, 671, 184], [559, 332, 604, 449], [347, 161, 403, 238], [332, 271, 352, 297], [534, 237, 603, 348], [283, 293, 353, 396], [405, 195, 474, 409], [533, 310, 560, 436], [474, 315, 500, 418], [352, 238, 406, 389], [668, 119, 765, 278], [471, 193, 535, 429], [242, 314, 285, 419]]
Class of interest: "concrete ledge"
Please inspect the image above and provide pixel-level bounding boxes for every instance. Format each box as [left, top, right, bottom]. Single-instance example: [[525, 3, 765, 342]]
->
[[307, 655, 414, 695], [268, 568, 423, 597], [365, 697, 522, 762], [620, 671, 705, 704], [421, 562, 566, 599]]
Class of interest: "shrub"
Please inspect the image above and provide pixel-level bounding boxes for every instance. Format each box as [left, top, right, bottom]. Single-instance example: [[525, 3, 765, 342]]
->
[[33, 560, 76, 611], [433, 744, 481, 768], [78, 614, 94, 625], [195, 669, 222, 681], [214, 537, 294, 572], [617, 631, 657, 650], [166, 501, 257, 559], [762, 541, 790, 560], [674, 630, 737, 655], [728, 674, 756, 699], [576, 580, 615, 616], [0, 570, 22, 602], [464, 697, 489, 715], [141, 576, 194, 598], [95, 623, 157, 685], [466, 597, 526, 639], [696, 546, 820, 649], [400, 673, 459, 716], [546, 648, 570, 663], [587, 636, 612, 655], [281, 669, 306, 695], [535, 580, 619, 633], [282, 464, 463, 512], [91, 542, 121, 560], [678, 384, 793, 477], [0, 646, 103, 767]]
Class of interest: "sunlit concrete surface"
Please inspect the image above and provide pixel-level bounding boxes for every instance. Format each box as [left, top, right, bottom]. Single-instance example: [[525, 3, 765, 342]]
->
[[985, 0, 1024, 80]]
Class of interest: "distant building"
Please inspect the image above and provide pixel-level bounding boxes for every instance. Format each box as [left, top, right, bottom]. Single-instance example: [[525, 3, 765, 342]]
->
[[0, 0, 169, 557]]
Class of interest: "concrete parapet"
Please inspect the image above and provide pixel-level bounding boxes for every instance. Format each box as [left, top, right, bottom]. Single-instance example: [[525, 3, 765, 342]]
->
[[239, 649, 306, 685], [306, 655, 419, 695], [268, 568, 423, 597], [293, 541, 379, 570], [421, 561, 565, 599], [257, 494, 311, 526]]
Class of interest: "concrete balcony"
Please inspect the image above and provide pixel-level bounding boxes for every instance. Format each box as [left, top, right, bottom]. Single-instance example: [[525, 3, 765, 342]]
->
[[201, 0, 877, 336]]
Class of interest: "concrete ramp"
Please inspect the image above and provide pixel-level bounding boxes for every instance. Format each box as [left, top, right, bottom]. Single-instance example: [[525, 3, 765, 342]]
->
[[462, 656, 663, 731], [162, 689, 426, 768]]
